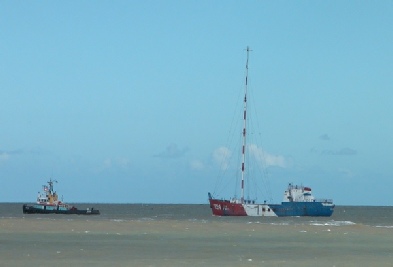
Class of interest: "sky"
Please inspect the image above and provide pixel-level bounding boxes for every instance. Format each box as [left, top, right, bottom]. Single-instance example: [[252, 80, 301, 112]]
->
[[1, 1, 392, 205]]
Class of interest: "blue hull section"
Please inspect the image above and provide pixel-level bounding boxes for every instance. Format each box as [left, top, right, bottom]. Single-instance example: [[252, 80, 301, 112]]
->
[[269, 202, 334, 217]]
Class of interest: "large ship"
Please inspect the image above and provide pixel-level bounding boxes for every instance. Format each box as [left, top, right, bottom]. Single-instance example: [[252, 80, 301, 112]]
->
[[23, 179, 100, 215], [208, 47, 335, 217]]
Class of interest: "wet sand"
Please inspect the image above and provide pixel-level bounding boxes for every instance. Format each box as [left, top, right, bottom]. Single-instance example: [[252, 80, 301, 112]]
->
[[1, 217, 392, 266]]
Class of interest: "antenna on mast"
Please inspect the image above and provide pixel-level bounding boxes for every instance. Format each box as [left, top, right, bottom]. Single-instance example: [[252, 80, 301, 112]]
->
[[241, 46, 252, 204]]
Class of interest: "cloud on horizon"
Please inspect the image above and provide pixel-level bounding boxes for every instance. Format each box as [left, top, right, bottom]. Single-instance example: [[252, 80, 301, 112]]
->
[[212, 146, 232, 170], [248, 144, 289, 168], [0, 149, 24, 162], [96, 157, 131, 172], [189, 159, 204, 170], [212, 145, 289, 170], [105, 157, 130, 168], [0, 152, 10, 162]]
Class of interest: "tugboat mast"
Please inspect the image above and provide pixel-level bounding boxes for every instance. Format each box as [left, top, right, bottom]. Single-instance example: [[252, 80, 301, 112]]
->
[[241, 46, 251, 204], [48, 179, 57, 193]]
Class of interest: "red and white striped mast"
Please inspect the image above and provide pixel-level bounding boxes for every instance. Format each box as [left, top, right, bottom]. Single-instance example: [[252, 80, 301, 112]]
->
[[241, 46, 251, 204]]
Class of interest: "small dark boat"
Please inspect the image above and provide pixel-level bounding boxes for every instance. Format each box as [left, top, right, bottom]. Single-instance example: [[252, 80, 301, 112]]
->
[[22, 179, 100, 215]]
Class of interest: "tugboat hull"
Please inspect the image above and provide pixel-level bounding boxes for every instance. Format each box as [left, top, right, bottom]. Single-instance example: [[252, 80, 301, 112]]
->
[[23, 204, 100, 215]]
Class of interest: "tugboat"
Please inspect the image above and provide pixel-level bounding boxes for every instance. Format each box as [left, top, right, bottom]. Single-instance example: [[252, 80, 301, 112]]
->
[[22, 179, 100, 215], [208, 47, 335, 217]]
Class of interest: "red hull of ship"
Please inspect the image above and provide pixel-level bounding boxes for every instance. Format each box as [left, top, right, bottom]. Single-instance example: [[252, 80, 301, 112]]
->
[[209, 199, 247, 216]]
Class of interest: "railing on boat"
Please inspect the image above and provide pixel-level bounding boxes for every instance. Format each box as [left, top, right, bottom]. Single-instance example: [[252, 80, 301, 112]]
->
[[315, 199, 333, 203]]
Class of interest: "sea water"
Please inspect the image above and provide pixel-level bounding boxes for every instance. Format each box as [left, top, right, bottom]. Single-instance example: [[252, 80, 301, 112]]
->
[[1, 203, 392, 266]]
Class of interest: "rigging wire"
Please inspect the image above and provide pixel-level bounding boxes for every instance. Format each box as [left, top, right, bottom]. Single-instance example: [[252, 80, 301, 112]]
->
[[212, 71, 244, 198], [212, 47, 274, 203]]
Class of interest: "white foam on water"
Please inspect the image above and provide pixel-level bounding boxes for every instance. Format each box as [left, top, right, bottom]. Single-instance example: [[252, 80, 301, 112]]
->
[[375, 225, 393, 228], [270, 222, 290, 226], [310, 220, 355, 227], [138, 217, 155, 222], [188, 218, 208, 223], [325, 221, 356, 226]]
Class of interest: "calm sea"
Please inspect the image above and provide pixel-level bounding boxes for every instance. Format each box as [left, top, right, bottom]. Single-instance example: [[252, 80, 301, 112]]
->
[[1, 203, 393, 266], [1, 203, 393, 227]]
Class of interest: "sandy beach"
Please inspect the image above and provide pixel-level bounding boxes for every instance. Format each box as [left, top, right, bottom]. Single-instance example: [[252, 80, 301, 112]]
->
[[1, 217, 392, 267]]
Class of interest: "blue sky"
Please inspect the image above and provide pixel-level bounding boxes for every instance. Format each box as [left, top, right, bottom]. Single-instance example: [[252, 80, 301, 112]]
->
[[1, 1, 392, 205]]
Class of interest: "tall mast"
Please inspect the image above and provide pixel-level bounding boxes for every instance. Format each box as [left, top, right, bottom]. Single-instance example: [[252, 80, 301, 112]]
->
[[241, 46, 251, 204]]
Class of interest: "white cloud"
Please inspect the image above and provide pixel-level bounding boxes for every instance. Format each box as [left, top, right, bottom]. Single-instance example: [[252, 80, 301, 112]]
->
[[0, 149, 24, 163], [116, 157, 130, 168], [248, 144, 288, 168], [212, 145, 288, 170], [103, 158, 112, 168], [190, 160, 204, 170], [0, 152, 10, 162], [212, 147, 232, 170], [100, 157, 131, 171]]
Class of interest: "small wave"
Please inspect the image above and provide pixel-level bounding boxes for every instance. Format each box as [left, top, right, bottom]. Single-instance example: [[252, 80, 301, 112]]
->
[[0, 216, 20, 219], [137, 217, 155, 222], [188, 219, 208, 223], [270, 222, 290, 226], [375, 225, 393, 228], [310, 220, 355, 226], [247, 221, 263, 224]]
